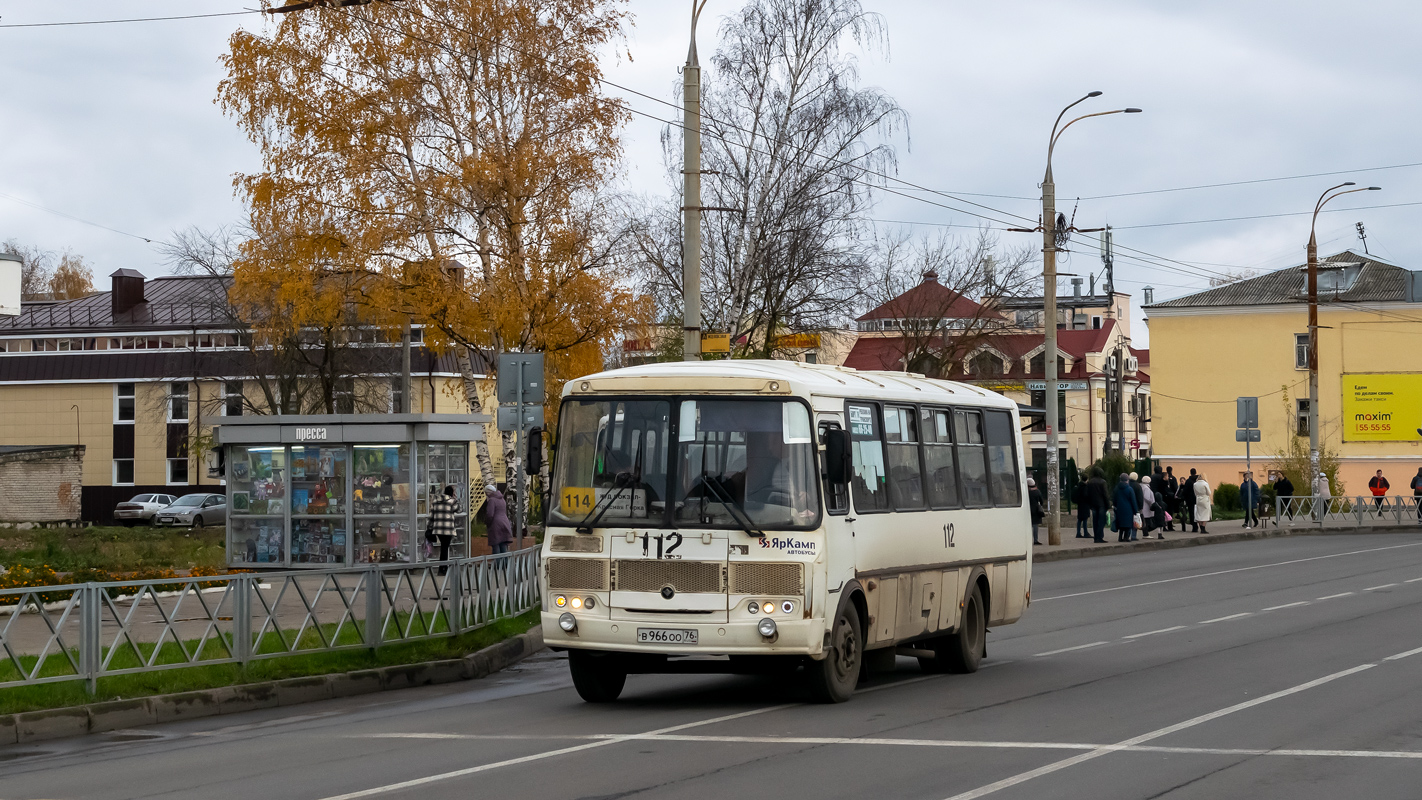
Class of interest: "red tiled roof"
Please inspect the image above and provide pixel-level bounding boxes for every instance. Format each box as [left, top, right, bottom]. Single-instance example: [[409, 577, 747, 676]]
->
[[857, 279, 996, 322], [842, 337, 908, 371]]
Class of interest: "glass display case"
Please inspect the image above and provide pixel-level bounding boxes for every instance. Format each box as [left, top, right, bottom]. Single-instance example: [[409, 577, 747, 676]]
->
[[214, 415, 483, 569]]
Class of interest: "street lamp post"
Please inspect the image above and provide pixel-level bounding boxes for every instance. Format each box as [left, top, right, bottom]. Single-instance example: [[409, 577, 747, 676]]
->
[[1039, 94, 1140, 546], [1306, 182, 1380, 497], [682, 0, 709, 361]]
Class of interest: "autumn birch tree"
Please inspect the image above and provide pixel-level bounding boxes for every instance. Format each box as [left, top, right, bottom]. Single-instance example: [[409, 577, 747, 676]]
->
[[221, 0, 643, 484]]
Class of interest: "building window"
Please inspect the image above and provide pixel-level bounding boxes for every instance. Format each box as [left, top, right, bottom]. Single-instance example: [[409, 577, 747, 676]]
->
[[1296, 399, 1310, 436], [1092, 316, 1102, 329], [335, 378, 355, 414], [114, 459, 135, 485], [224, 381, 243, 416], [168, 458, 189, 485], [1295, 333, 1309, 370], [390, 377, 406, 414], [115, 383, 135, 423], [968, 352, 1004, 378], [168, 382, 189, 422]]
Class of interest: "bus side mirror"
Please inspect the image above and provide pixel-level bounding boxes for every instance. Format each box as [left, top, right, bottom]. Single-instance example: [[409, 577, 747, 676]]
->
[[823, 428, 850, 485], [526, 427, 544, 474]]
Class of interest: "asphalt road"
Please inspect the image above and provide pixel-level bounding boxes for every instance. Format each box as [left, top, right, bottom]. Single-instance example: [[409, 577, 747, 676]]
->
[[6, 532, 1422, 800]]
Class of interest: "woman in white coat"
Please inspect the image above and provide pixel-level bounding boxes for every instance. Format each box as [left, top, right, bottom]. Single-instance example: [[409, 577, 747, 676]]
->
[[1194, 472, 1213, 534]]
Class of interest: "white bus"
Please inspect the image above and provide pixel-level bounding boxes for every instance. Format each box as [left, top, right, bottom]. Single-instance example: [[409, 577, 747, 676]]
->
[[541, 360, 1031, 703]]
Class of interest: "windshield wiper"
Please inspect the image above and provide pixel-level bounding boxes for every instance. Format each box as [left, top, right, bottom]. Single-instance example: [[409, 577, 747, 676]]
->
[[699, 472, 764, 538], [575, 446, 643, 534]]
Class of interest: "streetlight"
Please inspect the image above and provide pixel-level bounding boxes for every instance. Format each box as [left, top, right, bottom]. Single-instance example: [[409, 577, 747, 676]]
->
[[1305, 182, 1380, 498], [1038, 93, 1140, 546]]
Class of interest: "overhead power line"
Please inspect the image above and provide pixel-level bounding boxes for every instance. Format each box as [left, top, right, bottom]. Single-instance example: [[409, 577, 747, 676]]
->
[[1112, 200, 1422, 230], [0, 192, 154, 243], [0, 10, 258, 29]]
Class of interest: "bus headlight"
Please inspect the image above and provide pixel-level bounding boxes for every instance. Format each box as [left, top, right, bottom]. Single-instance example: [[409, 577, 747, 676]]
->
[[781, 601, 794, 614], [747, 600, 760, 614], [757, 618, 778, 638], [761, 602, 775, 615], [584, 596, 596, 609], [571, 597, 583, 610], [558, 613, 578, 632]]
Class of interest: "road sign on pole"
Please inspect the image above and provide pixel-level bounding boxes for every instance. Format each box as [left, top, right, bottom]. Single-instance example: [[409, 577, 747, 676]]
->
[[1237, 396, 1259, 477], [497, 353, 546, 551], [1234, 429, 1261, 442]]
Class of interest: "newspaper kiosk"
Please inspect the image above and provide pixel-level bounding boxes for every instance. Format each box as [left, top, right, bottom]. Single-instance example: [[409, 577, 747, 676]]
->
[[214, 414, 487, 569]]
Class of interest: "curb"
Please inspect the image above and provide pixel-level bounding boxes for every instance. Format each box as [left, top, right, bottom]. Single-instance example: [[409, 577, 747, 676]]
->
[[0, 628, 545, 747], [1034, 524, 1422, 562]]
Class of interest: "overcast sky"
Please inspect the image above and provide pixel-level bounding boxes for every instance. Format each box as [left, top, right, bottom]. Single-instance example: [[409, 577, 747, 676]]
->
[[2, 0, 1419, 345]]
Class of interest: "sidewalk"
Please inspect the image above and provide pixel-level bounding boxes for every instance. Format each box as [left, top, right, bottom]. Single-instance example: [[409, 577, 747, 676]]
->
[[1034, 515, 1422, 562]]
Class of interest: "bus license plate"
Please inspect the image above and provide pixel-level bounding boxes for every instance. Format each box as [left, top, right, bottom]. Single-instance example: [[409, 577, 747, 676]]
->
[[637, 628, 698, 645]]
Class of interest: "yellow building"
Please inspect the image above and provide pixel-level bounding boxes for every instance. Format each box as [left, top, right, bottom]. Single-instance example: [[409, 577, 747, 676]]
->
[[0, 269, 506, 523], [1146, 250, 1422, 493]]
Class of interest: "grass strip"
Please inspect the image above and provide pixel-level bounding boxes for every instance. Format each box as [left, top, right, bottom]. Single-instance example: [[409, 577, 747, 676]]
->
[[0, 607, 541, 715]]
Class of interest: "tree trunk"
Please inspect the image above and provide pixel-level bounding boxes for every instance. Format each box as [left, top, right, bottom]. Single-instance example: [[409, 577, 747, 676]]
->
[[457, 346, 497, 486]]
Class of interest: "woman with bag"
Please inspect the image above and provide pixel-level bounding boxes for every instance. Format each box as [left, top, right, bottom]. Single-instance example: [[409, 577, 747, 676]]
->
[[429, 485, 460, 575], [1193, 472, 1213, 534], [1028, 477, 1044, 546], [484, 483, 513, 554]]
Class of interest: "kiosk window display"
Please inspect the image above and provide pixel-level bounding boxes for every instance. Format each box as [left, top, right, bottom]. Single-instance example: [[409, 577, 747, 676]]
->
[[215, 415, 485, 569]]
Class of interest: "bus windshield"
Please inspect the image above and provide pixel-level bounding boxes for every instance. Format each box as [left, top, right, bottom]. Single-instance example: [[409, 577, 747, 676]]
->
[[550, 397, 820, 531]]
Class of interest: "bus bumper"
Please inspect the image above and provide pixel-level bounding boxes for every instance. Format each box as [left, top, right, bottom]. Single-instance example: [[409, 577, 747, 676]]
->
[[542, 611, 826, 658]]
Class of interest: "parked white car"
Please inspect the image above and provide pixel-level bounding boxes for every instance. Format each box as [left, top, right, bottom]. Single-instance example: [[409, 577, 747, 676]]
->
[[113, 494, 178, 526], [153, 494, 227, 529]]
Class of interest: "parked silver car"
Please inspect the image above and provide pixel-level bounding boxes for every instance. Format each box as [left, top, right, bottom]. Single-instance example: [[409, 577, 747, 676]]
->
[[113, 494, 178, 526], [153, 493, 227, 529]]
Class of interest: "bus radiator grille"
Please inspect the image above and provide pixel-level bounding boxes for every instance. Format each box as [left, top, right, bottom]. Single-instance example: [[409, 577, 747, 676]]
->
[[611, 560, 725, 593], [546, 557, 608, 591], [729, 563, 804, 596]]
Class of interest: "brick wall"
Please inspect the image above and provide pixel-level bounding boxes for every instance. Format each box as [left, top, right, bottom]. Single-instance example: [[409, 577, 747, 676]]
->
[[0, 446, 86, 523]]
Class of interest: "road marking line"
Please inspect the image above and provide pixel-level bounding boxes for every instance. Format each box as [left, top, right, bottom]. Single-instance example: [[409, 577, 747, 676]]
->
[[941, 654, 1390, 800], [347, 733, 1422, 760], [1262, 601, 1310, 611], [1406, 577, 1422, 583], [1316, 592, 1354, 600], [1384, 645, 1422, 661], [1366, 583, 1398, 591], [1199, 613, 1252, 624], [1035, 641, 1110, 657], [314, 704, 796, 800], [1036, 542, 1422, 601], [192, 711, 344, 737], [1123, 626, 1186, 639]]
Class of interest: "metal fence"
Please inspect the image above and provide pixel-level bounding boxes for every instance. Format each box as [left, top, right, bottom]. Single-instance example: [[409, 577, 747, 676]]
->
[[1267, 496, 1422, 528], [0, 547, 540, 694]]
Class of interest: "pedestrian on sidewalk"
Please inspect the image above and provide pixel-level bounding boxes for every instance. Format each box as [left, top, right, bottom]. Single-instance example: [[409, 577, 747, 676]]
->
[[1086, 467, 1110, 543], [1128, 472, 1145, 541], [1193, 472, 1213, 534], [429, 485, 461, 575], [1240, 472, 1260, 529], [1313, 472, 1331, 521], [1113, 473, 1140, 543], [1163, 466, 1180, 531], [1411, 468, 1422, 524], [1028, 477, 1044, 545], [484, 483, 513, 555], [1275, 473, 1295, 520], [1072, 474, 1091, 538], [1368, 470, 1390, 516], [1141, 475, 1159, 538], [1180, 469, 1199, 532]]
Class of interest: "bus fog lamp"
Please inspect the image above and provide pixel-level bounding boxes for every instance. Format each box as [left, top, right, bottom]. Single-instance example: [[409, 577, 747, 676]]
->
[[558, 613, 578, 632], [757, 618, 778, 638]]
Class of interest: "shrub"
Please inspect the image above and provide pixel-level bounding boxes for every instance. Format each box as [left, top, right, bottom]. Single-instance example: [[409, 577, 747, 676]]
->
[[1213, 483, 1242, 512]]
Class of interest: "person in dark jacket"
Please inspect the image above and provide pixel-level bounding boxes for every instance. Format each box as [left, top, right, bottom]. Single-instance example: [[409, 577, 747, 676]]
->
[[1085, 467, 1111, 543], [1072, 476, 1090, 538], [1180, 469, 1199, 532], [1411, 468, 1422, 524], [1128, 472, 1145, 541], [1028, 478, 1044, 545], [1275, 473, 1295, 520], [1368, 470, 1390, 516], [1113, 473, 1140, 542], [1164, 467, 1181, 530], [1240, 472, 1261, 529], [484, 483, 513, 554]]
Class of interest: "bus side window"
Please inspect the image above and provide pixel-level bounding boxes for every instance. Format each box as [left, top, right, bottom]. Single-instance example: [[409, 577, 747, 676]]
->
[[923, 407, 960, 508], [884, 405, 925, 510], [847, 403, 890, 512], [818, 422, 849, 515], [955, 409, 990, 508], [984, 409, 1022, 507]]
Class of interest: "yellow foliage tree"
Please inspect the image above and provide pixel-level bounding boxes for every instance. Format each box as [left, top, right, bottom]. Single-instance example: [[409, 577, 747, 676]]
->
[[220, 0, 647, 484]]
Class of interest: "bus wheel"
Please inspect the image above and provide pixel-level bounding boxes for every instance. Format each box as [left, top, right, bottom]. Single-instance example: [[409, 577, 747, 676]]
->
[[568, 650, 626, 703], [942, 583, 985, 674], [806, 603, 862, 703]]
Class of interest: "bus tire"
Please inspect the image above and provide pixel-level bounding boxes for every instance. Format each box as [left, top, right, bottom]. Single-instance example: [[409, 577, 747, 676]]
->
[[568, 649, 627, 703], [806, 602, 862, 703], [943, 582, 986, 674]]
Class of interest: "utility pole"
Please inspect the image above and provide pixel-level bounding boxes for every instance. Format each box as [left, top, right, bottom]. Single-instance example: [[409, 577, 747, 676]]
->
[[1115, 345, 1126, 455], [1307, 184, 1380, 497], [400, 318, 412, 414], [1102, 226, 1115, 299], [681, 1, 709, 361], [1355, 222, 1369, 254]]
